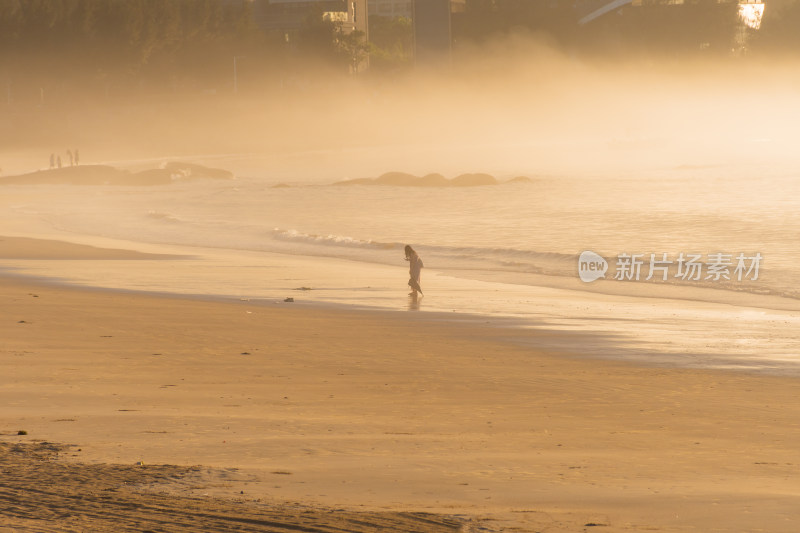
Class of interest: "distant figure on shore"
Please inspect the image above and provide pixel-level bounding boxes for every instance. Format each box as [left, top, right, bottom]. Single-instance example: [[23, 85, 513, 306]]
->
[[404, 245, 424, 297], [49, 153, 55, 169], [57, 155, 62, 169], [74, 149, 79, 166], [67, 150, 74, 167]]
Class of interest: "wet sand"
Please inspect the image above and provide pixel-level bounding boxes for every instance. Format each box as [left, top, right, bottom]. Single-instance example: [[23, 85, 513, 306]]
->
[[2, 236, 800, 532]]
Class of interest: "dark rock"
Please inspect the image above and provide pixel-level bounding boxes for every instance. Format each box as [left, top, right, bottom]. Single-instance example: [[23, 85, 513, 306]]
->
[[332, 177, 374, 186], [450, 173, 497, 186], [374, 171, 419, 185], [419, 173, 449, 186]]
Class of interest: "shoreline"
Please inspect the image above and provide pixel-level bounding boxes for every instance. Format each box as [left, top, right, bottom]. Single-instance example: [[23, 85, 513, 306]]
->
[[0, 237, 800, 376], [3, 237, 800, 531], [2, 233, 799, 376]]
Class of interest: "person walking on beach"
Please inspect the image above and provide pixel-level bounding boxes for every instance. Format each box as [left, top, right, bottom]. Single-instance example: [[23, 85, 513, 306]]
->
[[404, 245, 424, 297], [67, 150, 74, 167], [49, 153, 55, 169]]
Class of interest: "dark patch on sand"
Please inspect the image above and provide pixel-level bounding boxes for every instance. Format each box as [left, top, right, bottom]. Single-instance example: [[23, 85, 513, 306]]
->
[[0, 441, 465, 532]]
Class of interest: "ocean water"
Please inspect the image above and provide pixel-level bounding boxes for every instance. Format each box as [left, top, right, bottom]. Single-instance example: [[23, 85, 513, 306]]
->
[[2, 154, 800, 373]]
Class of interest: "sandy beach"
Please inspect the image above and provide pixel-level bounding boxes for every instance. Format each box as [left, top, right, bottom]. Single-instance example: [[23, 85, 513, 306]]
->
[[5, 2, 800, 530], [2, 236, 800, 532]]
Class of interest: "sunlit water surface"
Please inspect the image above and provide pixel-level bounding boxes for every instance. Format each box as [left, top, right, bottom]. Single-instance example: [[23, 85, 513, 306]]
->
[[2, 155, 799, 373]]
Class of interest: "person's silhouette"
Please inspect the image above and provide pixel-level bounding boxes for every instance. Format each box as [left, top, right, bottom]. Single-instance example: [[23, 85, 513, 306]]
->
[[404, 245, 424, 297]]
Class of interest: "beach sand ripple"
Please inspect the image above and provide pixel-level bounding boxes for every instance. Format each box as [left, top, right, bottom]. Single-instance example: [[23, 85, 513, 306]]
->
[[0, 441, 464, 532]]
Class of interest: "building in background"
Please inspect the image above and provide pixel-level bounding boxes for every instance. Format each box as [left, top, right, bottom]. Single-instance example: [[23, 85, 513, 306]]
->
[[254, 0, 368, 37], [412, 0, 463, 64], [368, 0, 412, 19], [578, 0, 765, 54]]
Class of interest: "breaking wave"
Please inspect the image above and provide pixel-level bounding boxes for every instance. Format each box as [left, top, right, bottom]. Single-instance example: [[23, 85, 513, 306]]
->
[[268, 227, 799, 302], [271, 228, 400, 250]]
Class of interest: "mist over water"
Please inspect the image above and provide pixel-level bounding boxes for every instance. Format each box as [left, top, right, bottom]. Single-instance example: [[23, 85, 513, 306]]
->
[[5, 34, 800, 176], [3, 33, 800, 372]]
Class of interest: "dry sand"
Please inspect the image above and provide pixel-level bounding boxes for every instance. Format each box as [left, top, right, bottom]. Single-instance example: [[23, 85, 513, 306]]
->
[[2, 236, 799, 532], [1, 441, 464, 532]]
